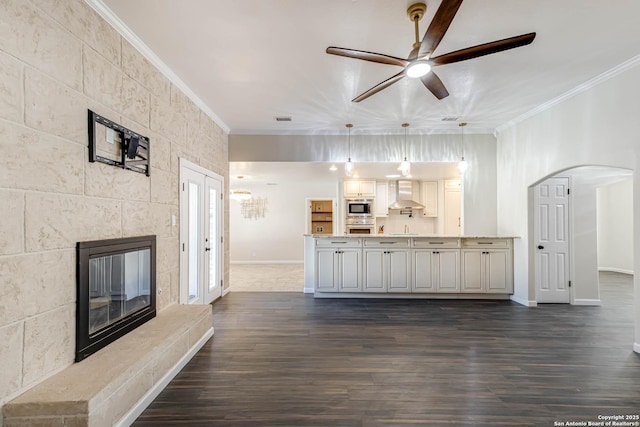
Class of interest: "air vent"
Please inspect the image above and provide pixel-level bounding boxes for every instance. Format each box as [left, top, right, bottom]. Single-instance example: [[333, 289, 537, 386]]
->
[[441, 116, 460, 122], [275, 116, 292, 122]]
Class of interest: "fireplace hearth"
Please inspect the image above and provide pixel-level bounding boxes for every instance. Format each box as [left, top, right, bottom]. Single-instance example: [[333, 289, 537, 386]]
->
[[76, 235, 156, 362]]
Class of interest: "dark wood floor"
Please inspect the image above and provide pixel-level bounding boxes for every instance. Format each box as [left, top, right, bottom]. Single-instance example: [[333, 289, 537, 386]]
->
[[134, 273, 640, 426]]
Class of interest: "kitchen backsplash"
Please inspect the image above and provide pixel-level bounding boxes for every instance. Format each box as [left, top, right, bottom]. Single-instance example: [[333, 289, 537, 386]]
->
[[376, 215, 438, 235]]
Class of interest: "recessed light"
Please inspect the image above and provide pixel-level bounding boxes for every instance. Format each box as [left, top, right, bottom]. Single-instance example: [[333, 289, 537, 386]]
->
[[385, 174, 401, 178], [266, 183, 278, 186], [275, 116, 292, 122], [329, 164, 337, 171]]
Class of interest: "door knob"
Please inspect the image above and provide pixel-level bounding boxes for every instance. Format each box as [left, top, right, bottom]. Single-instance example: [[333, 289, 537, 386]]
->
[[537, 245, 544, 250], [205, 247, 211, 252]]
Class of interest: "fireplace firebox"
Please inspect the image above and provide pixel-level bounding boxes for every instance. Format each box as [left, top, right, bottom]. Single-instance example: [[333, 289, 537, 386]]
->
[[76, 235, 156, 362]]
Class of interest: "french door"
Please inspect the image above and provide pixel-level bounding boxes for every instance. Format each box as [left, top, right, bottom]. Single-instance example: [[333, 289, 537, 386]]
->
[[534, 176, 571, 303], [180, 161, 224, 304]]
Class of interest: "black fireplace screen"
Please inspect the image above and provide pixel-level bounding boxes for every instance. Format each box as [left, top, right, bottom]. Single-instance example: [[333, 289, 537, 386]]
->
[[76, 236, 156, 362]]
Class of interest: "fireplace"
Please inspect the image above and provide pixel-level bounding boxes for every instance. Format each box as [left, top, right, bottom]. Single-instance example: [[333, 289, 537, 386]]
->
[[76, 235, 156, 362]]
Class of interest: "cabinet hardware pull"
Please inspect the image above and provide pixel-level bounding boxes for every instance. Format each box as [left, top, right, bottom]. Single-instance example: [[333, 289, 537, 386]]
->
[[382, 241, 396, 244], [331, 242, 348, 244], [477, 242, 494, 245], [429, 242, 444, 244]]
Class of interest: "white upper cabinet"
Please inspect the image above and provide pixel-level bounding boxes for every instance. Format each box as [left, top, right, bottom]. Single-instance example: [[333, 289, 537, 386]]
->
[[375, 181, 388, 217], [344, 180, 376, 198], [421, 181, 438, 217]]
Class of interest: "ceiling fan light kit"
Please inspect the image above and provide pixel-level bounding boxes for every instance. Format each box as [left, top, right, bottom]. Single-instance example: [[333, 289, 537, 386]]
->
[[326, 0, 536, 102]]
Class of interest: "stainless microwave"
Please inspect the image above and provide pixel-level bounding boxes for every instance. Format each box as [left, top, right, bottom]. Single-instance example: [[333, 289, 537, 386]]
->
[[346, 199, 373, 217]]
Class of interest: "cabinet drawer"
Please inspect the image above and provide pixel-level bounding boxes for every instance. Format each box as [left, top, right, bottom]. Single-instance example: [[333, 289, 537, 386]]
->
[[363, 238, 410, 248], [462, 238, 511, 249], [412, 238, 460, 248], [316, 238, 362, 247]]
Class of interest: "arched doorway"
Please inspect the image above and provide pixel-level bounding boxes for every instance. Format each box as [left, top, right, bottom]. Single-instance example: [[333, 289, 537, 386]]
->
[[529, 165, 633, 305]]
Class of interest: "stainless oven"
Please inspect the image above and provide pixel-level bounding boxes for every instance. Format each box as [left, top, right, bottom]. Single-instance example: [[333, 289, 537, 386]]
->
[[346, 217, 375, 235], [346, 199, 373, 218]]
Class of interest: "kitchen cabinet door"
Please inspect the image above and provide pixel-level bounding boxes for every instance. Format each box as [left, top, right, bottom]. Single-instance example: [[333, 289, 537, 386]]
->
[[363, 249, 386, 292], [413, 250, 435, 292], [344, 180, 361, 197], [422, 181, 438, 217], [436, 250, 460, 292], [387, 249, 411, 292], [359, 180, 376, 197], [461, 250, 484, 292], [316, 249, 339, 292], [461, 249, 511, 293], [339, 248, 362, 292], [375, 181, 388, 217], [486, 250, 511, 293], [344, 180, 376, 197]]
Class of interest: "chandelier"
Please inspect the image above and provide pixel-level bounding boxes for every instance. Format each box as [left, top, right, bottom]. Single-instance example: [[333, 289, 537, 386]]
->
[[240, 197, 268, 220]]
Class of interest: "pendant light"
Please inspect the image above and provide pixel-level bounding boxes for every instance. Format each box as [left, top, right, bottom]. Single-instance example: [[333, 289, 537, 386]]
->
[[399, 123, 411, 177], [458, 122, 468, 174], [344, 123, 354, 177]]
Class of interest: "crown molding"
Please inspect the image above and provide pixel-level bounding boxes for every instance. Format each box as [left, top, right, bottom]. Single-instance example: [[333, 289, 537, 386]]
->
[[84, 0, 230, 135], [496, 53, 640, 135]]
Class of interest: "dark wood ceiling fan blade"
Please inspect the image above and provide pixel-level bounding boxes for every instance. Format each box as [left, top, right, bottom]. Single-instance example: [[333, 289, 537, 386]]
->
[[420, 72, 449, 99], [326, 47, 409, 67], [418, 0, 464, 57], [352, 70, 407, 102], [430, 32, 536, 66]]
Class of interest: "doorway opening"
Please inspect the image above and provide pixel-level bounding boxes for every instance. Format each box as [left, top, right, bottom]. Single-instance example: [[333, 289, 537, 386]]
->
[[530, 165, 633, 305]]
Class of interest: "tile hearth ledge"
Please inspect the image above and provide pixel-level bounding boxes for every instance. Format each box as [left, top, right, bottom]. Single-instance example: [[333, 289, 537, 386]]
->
[[3, 304, 213, 427]]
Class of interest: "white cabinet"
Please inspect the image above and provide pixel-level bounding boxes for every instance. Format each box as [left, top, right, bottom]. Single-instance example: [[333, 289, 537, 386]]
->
[[363, 238, 411, 293], [461, 239, 513, 293], [413, 237, 460, 292], [375, 181, 388, 217], [315, 239, 362, 292], [344, 180, 376, 197], [421, 181, 438, 217], [444, 179, 461, 235]]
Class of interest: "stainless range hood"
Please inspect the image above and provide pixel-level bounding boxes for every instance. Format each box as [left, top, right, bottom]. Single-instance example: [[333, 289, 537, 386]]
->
[[388, 180, 425, 210]]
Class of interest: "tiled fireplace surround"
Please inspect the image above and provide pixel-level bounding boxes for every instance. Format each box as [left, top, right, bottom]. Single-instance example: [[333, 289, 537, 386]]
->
[[0, 0, 229, 425]]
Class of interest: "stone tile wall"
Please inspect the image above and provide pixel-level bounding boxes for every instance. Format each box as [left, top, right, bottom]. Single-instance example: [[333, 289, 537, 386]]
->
[[0, 0, 229, 415]]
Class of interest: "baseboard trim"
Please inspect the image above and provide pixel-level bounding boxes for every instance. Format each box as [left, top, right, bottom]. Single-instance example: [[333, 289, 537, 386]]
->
[[115, 327, 214, 427], [314, 292, 511, 300], [510, 295, 537, 307], [573, 299, 601, 306], [230, 260, 303, 265], [303, 287, 314, 294], [222, 287, 231, 297], [634, 342, 640, 354], [598, 267, 634, 275]]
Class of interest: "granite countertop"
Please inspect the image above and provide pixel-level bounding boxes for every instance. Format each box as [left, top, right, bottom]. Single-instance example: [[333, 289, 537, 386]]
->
[[305, 234, 519, 239]]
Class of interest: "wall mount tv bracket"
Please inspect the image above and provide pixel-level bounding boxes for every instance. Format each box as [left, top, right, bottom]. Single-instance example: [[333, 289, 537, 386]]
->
[[88, 110, 150, 176]]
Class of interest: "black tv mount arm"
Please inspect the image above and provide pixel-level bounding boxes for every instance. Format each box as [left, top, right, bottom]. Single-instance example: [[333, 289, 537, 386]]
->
[[88, 110, 150, 176]]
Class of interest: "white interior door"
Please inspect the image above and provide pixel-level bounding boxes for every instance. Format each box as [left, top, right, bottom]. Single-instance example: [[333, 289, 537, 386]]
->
[[534, 176, 571, 303], [204, 176, 223, 302], [180, 161, 224, 304]]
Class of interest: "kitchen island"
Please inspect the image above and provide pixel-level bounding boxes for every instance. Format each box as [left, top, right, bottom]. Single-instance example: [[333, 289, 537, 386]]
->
[[303, 235, 517, 298]]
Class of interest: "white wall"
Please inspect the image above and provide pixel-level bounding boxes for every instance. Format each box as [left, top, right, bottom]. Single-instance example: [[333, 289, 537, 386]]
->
[[597, 179, 634, 273], [495, 61, 640, 350], [230, 180, 338, 262]]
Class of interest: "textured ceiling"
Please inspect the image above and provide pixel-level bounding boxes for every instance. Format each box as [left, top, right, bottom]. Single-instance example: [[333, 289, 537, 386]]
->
[[100, 0, 640, 135]]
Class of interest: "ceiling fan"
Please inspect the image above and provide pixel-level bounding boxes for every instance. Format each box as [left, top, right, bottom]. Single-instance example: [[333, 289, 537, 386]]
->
[[326, 0, 536, 102]]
